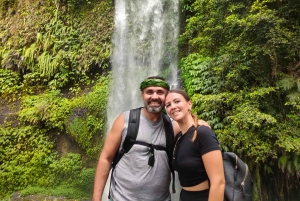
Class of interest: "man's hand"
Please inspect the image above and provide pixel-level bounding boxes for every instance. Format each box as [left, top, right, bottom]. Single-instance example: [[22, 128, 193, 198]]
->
[[198, 119, 211, 128]]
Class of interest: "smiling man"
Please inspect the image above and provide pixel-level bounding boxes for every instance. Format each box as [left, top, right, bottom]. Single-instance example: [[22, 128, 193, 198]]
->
[[92, 76, 181, 201]]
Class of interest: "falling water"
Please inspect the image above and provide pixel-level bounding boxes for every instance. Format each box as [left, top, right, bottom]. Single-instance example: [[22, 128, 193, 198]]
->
[[103, 0, 180, 200], [107, 0, 180, 127]]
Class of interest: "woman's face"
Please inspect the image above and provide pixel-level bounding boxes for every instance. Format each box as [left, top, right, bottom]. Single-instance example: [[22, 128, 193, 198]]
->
[[165, 92, 192, 121]]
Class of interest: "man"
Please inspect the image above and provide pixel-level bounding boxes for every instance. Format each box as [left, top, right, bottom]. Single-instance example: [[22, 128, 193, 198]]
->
[[92, 76, 207, 201]]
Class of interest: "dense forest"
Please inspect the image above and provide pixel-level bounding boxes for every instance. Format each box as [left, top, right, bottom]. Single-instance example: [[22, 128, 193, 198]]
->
[[0, 0, 299, 200]]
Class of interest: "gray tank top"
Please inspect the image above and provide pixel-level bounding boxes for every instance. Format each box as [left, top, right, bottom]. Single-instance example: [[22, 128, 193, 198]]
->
[[110, 110, 171, 201]]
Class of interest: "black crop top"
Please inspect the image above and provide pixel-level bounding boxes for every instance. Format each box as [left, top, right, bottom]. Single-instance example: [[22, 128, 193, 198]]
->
[[172, 125, 220, 187]]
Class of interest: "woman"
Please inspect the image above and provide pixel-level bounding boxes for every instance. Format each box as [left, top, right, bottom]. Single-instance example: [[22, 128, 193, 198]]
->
[[165, 89, 225, 201]]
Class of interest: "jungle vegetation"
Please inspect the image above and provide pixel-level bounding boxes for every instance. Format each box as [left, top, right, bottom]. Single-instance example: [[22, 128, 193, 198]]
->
[[0, 0, 299, 200]]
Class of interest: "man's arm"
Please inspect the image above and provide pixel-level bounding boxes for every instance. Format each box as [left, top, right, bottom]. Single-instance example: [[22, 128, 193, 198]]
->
[[198, 119, 211, 128], [92, 113, 124, 201]]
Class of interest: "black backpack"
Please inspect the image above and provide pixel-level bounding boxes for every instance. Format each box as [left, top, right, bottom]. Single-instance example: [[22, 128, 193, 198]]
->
[[223, 152, 253, 201], [195, 126, 253, 201], [109, 107, 175, 199]]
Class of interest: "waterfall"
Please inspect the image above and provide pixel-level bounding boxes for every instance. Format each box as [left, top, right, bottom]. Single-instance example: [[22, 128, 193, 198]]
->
[[107, 0, 179, 127], [103, 0, 180, 200]]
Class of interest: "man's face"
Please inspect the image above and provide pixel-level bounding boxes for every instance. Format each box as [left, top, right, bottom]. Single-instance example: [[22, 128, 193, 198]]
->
[[141, 86, 168, 113]]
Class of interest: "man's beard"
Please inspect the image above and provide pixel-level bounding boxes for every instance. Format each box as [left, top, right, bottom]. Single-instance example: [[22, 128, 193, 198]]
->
[[144, 100, 163, 114], [145, 105, 163, 113]]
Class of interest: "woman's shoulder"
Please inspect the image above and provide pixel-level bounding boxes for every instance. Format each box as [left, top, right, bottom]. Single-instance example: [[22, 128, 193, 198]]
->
[[195, 125, 219, 142], [195, 125, 220, 152], [196, 125, 215, 135]]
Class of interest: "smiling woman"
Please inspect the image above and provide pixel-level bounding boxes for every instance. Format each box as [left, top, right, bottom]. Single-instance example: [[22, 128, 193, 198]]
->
[[165, 89, 225, 201]]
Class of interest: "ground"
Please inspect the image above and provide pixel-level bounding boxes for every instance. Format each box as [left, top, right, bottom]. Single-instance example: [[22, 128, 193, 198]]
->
[[9, 192, 91, 201]]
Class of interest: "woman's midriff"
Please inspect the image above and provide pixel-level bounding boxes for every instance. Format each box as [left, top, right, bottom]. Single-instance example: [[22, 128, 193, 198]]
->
[[182, 180, 209, 191]]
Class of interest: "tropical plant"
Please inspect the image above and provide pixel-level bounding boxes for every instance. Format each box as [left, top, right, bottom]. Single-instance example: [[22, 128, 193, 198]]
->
[[180, 0, 300, 200]]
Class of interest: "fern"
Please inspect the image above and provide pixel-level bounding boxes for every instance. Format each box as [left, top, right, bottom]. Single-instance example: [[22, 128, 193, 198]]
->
[[22, 44, 38, 71], [37, 52, 58, 78], [278, 77, 295, 91], [36, 32, 43, 44], [287, 92, 300, 102]]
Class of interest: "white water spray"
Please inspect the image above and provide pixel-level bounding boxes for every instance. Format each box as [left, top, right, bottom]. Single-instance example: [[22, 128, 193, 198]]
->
[[107, 0, 180, 127], [103, 0, 181, 200]]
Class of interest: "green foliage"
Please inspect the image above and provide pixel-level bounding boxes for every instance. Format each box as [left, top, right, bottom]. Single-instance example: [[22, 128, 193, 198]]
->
[[0, 0, 113, 199], [19, 167, 95, 199], [180, 0, 300, 200], [66, 75, 110, 156], [221, 102, 277, 161], [0, 49, 22, 72], [0, 69, 22, 101], [0, 0, 113, 89], [18, 90, 72, 130], [278, 153, 300, 177], [48, 153, 83, 186], [21, 43, 38, 72], [69, 168, 95, 197], [0, 0, 17, 16], [0, 126, 57, 197], [0, 124, 92, 198], [180, 53, 219, 95], [182, 0, 300, 89], [64, 0, 92, 11], [17, 74, 110, 160], [16, 74, 109, 157], [277, 75, 300, 102], [21, 72, 49, 94]]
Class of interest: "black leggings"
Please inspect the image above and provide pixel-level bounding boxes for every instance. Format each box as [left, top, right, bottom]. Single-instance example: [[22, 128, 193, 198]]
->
[[180, 188, 209, 201]]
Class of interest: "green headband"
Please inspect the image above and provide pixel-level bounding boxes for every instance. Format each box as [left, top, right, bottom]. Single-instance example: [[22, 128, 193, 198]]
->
[[140, 78, 170, 91]]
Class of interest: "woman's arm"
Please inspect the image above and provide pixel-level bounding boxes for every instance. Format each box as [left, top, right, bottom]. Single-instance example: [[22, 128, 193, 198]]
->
[[202, 150, 225, 201]]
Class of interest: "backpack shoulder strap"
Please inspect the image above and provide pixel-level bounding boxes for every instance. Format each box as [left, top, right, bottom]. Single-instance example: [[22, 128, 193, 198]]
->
[[111, 107, 141, 169], [162, 113, 176, 193], [162, 112, 174, 152], [109, 107, 142, 199], [122, 108, 141, 152]]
